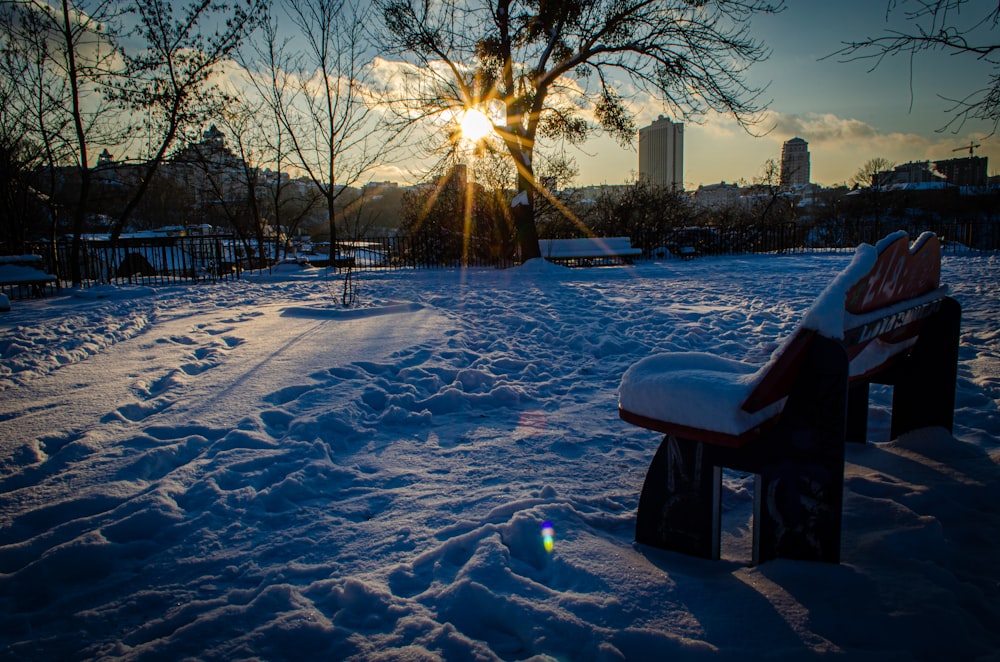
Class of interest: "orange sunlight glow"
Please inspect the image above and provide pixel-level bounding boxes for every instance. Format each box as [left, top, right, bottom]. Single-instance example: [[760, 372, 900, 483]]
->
[[458, 108, 494, 143]]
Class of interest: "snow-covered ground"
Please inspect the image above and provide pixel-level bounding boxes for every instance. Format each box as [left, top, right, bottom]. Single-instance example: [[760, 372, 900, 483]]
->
[[1, 251, 998, 660]]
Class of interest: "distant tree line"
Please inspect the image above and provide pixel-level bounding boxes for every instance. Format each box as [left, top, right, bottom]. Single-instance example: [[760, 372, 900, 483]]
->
[[0, 0, 403, 285], [393, 159, 998, 265], [0, 0, 267, 284]]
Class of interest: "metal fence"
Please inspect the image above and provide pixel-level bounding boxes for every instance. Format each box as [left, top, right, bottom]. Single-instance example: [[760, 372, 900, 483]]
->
[[628, 219, 1000, 260], [320, 220, 999, 274], [51, 234, 244, 288], [8, 219, 999, 296], [305, 234, 516, 272]]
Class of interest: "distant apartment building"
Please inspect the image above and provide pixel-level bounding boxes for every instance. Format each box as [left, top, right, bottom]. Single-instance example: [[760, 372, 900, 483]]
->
[[362, 180, 400, 191], [876, 161, 947, 187], [932, 156, 988, 187], [780, 137, 810, 187], [870, 156, 990, 189], [692, 182, 743, 208], [639, 115, 684, 190]]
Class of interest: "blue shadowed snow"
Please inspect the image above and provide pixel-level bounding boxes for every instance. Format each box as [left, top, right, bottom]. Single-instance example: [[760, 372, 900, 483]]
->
[[1, 251, 998, 660]]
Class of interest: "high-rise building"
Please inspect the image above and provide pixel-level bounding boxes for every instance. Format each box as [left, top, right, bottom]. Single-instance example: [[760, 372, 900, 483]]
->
[[639, 115, 684, 190], [780, 137, 810, 187]]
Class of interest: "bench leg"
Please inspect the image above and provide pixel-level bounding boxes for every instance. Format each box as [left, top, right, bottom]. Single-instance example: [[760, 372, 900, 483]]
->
[[754, 335, 848, 564], [755, 452, 844, 564], [636, 435, 721, 559], [634, 337, 851, 565], [889, 297, 961, 438], [846, 380, 870, 443]]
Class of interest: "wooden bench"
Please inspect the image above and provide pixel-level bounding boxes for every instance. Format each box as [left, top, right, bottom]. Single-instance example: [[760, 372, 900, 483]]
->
[[618, 231, 960, 564], [540, 237, 641, 266], [0, 255, 58, 300]]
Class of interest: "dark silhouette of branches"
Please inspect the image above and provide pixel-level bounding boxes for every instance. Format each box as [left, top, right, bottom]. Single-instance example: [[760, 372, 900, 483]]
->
[[831, 0, 1000, 134], [0, 0, 131, 283], [246, 0, 407, 255]]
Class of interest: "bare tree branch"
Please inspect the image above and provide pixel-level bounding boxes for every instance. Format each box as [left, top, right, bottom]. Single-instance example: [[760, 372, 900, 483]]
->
[[829, 0, 1000, 134], [252, 0, 411, 252]]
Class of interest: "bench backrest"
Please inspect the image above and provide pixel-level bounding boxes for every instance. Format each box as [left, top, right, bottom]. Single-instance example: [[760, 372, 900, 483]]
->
[[844, 232, 940, 314], [0, 255, 45, 267], [742, 231, 946, 413]]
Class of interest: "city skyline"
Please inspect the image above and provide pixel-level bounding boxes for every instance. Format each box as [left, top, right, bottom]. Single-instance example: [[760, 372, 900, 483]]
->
[[535, 1, 999, 190]]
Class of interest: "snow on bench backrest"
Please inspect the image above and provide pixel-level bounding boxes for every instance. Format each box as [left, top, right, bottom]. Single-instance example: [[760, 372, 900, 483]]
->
[[742, 231, 945, 413], [0, 255, 44, 265]]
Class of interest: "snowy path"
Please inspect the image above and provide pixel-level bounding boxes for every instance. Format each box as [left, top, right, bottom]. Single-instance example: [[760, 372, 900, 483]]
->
[[0, 296, 448, 451]]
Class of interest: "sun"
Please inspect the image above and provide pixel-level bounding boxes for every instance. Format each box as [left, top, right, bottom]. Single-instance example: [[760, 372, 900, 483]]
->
[[458, 108, 494, 142]]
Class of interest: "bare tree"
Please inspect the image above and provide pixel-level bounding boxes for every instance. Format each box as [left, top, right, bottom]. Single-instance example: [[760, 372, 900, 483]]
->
[[850, 156, 897, 226], [1, 0, 131, 284], [851, 156, 896, 190], [585, 178, 698, 250], [107, 0, 267, 241], [746, 157, 794, 226], [376, 0, 783, 260], [252, 0, 406, 261], [0, 10, 45, 254], [832, 0, 1000, 134], [237, 12, 325, 267], [3, 0, 269, 280], [0, 109, 46, 254]]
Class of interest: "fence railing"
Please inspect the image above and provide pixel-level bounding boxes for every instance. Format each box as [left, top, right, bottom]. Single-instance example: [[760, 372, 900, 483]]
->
[[11, 219, 999, 293], [305, 234, 516, 272], [51, 234, 243, 287], [628, 219, 1000, 258]]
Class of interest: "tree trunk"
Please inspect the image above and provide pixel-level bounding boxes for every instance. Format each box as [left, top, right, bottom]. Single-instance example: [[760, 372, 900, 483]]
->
[[69, 221, 83, 285], [328, 202, 337, 264], [61, 0, 88, 286], [513, 167, 541, 261], [47, 209, 60, 289]]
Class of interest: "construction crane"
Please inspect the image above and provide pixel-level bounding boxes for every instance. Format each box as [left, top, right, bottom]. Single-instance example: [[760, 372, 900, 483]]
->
[[953, 141, 981, 156]]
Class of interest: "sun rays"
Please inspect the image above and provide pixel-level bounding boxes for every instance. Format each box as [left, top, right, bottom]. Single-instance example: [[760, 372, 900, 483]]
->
[[458, 108, 494, 143], [403, 101, 596, 265]]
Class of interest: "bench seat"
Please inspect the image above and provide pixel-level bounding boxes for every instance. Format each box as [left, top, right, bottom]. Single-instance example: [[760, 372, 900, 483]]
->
[[0, 256, 58, 299], [620, 352, 783, 441]]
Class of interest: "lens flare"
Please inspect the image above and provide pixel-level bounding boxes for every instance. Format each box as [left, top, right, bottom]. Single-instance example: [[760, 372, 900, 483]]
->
[[459, 108, 494, 142], [541, 521, 555, 554]]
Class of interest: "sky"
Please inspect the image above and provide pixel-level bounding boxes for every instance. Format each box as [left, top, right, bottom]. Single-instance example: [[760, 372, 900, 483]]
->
[[94, 0, 995, 192], [564, 1, 1000, 189], [145, 0, 997, 192], [1, 246, 998, 658]]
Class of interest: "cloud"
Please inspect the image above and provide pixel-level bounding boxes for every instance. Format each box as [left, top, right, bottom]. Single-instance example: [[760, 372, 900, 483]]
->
[[766, 112, 880, 143], [760, 111, 978, 161]]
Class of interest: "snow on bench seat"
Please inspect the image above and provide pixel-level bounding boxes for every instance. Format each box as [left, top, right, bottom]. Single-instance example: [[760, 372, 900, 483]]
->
[[0, 255, 58, 299], [620, 352, 783, 438]]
